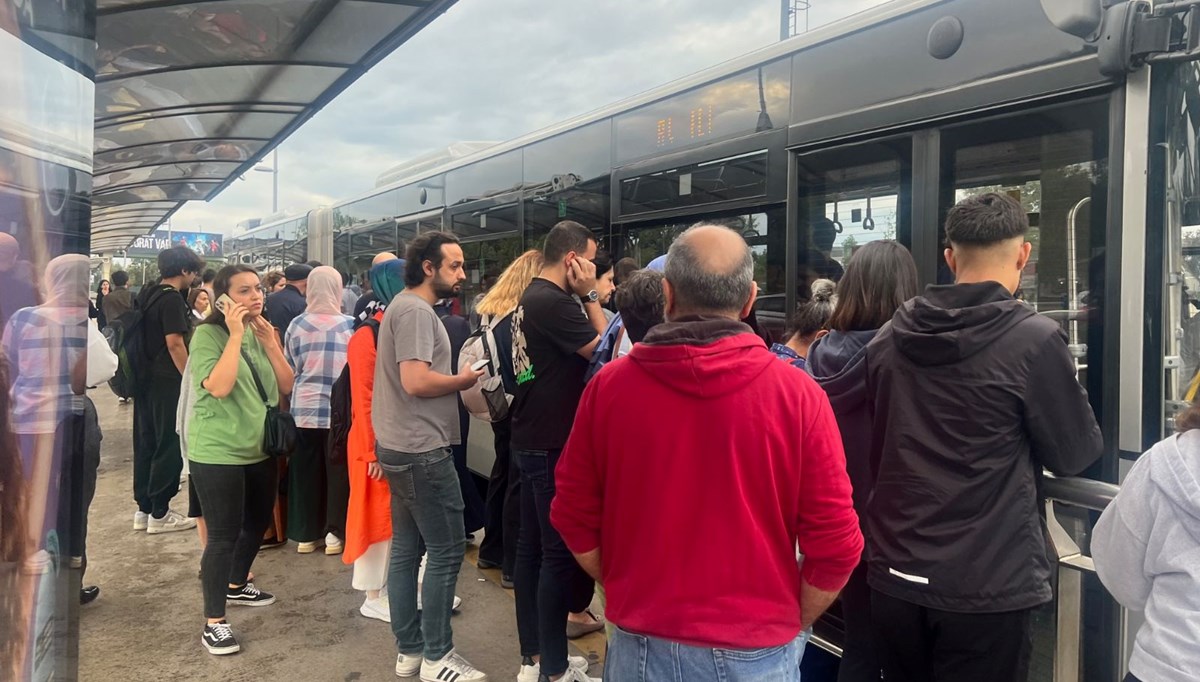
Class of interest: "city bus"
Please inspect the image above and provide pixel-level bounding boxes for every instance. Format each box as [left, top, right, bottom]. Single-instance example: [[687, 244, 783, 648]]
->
[[276, 1, 1200, 677]]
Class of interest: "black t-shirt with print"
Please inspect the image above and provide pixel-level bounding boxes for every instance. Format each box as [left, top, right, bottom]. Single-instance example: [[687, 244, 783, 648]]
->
[[510, 278, 599, 451], [137, 284, 190, 379]]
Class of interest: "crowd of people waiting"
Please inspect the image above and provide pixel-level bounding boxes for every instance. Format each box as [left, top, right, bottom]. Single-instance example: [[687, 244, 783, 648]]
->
[[2, 192, 1199, 682]]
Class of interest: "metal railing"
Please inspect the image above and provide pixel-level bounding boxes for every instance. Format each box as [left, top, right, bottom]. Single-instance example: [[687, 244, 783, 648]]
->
[[1042, 473, 1122, 682]]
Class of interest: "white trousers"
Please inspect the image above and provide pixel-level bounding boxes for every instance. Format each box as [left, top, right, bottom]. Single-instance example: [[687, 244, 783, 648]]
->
[[352, 540, 391, 592]]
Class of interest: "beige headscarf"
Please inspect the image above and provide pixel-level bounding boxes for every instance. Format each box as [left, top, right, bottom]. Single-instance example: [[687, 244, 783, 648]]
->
[[305, 265, 343, 315]]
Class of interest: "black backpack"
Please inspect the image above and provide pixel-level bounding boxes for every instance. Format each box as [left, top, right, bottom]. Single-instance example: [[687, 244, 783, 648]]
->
[[105, 285, 173, 399], [327, 317, 380, 464]]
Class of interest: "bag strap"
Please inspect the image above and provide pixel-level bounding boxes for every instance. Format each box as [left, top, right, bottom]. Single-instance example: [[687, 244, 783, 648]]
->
[[239, 347, 271, 406]]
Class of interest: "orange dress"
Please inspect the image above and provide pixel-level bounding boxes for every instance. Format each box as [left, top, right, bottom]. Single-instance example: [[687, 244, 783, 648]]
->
[[342, 311, 392, 565]]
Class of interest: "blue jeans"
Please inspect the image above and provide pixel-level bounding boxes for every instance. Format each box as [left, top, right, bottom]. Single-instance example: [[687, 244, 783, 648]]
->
[[606, 625, 809, 682], [377, 446, 465, 661]]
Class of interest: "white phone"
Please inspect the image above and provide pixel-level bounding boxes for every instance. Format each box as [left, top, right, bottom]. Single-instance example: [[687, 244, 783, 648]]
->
[[471, 359, 490, 373], [215, 293, 234, 313]]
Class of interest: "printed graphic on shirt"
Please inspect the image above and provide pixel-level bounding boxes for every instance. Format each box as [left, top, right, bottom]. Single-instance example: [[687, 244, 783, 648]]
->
[[513, 304, 534, 385]]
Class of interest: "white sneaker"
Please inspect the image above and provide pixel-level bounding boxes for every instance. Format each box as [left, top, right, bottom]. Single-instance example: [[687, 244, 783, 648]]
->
[[297, 541, 318, 554], [396, 652, 422, 677], [361, 595, 391, 623], [420, 649, 487, 682], [549, 667, 599, 682], [516, 657, 591, 682], [133, 510, 149, 531], [416, 588, 463, 612], [325, 532, 344, 555], [146, 510, 197, 534]]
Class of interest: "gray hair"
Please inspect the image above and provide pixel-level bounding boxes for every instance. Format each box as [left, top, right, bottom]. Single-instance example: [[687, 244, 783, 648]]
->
[[664, 224, 754, 315]]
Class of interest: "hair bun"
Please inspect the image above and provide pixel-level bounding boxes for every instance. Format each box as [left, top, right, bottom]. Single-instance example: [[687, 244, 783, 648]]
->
[[811, 278, 836, 303]]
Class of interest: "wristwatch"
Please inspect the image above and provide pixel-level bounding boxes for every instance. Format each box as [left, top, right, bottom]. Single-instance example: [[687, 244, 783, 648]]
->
[[584, 290, 599, 303]]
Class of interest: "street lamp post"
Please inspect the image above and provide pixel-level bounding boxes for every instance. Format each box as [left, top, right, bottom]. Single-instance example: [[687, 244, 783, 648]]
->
[[253, 150, 279, 214]]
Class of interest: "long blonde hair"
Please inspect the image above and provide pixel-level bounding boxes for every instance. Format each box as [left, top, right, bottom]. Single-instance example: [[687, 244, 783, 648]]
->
[[475, 250, 545, 318]]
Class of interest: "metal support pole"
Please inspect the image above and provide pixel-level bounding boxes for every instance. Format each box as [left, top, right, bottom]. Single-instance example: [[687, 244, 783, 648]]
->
[[272, 150, 279, 214], [781, 0, 791, 40]]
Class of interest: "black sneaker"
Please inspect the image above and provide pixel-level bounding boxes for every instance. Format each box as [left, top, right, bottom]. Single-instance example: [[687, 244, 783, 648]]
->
[[226, 582, 276, 607], [202, 622, 240, 655]]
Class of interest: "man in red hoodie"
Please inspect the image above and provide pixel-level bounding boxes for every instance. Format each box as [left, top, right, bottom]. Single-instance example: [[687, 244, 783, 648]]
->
[[552, 224, 862, 681]]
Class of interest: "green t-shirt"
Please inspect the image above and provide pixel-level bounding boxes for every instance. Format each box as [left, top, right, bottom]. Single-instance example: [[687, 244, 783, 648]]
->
[[186, 323, 279, 465]]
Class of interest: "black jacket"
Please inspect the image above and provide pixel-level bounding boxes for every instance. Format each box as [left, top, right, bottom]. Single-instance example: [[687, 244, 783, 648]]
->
[[266, 284, 306, 335], [806, 329, 879, 517], [864, 281, 1102, 613]]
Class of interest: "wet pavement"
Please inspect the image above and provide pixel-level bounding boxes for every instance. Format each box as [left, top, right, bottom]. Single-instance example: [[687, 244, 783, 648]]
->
[[77, 389, 606, 681]]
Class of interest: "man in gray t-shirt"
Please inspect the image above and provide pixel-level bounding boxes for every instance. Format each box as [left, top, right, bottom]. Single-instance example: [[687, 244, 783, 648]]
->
[[370, 232, 487, 682], [373, 291, 461, 452]]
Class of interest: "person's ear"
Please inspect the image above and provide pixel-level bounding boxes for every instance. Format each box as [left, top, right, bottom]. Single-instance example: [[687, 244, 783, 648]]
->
[[1017, 241, 1032, 271], [944, 247, 957, 276], [662, 278, 677, 320], [740, 281, 759, 320], [814, 329, 830, 340]]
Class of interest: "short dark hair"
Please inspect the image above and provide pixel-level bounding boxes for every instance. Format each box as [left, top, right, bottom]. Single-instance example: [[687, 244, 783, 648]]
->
[[786, 279, 836, 341], [305, 259, 323, 268], [593, 251, 613, 279], [827, 240, 919, 332], [615, 257, 639, 284], [111, 270, 129, 287], [158, 246, 205, 278], [944, 192, 1029, 246], [405, 232, 461, 287], [338, 269, 350, 287], [542, 221, 595, 264], [615, 269, 665, 344], [201, 268, 216, 284]]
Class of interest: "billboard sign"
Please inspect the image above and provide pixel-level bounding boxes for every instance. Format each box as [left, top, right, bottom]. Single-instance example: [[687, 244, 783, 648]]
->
[[127, 230, 223, 258]]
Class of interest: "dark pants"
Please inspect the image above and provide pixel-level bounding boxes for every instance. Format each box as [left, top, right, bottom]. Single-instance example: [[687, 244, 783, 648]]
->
[[452, 406, 486, 535], [132, 376, 183, 517], [287, 427, 348, 542], [871, 588, 1033, 682], [837, 562, 880, 682], [191, 458, 277, 619], [478, 417, 520, 576], [71, 399, 101, 573], [514, 449, 595, 676]]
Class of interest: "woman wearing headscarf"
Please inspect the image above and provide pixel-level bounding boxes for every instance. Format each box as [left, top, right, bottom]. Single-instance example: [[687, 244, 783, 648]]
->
[[343, 259, 404, 621], [2, 254, 89, 552], [283, 266, 355, 554]]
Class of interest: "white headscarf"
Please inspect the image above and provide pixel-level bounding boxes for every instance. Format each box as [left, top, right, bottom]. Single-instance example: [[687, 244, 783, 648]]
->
[[43, 254, 90, 308], [305, 265, 343, 315]]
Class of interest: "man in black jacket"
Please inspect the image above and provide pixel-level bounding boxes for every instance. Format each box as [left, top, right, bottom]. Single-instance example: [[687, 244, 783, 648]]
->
[[864, 193, 1103, 682]]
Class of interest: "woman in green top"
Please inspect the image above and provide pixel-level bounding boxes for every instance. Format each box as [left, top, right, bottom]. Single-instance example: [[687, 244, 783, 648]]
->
[[187, 265, 294, 656]]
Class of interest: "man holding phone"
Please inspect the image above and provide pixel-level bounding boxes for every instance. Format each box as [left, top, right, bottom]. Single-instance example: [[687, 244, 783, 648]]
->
[[372, 232, 488, 682], [509, 220, 607, 682]]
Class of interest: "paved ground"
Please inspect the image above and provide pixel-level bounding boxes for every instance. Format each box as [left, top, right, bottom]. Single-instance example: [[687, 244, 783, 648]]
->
[[78, 390, 606, 682]]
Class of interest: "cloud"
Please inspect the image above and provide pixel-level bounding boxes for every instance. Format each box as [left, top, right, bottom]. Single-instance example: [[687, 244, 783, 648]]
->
[[168, 0, 892, 235]]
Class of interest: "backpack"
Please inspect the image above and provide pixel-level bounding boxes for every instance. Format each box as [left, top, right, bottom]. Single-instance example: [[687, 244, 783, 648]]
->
[[458, 314, 511, 422], [327, 318, 380, 465], [584, 313, 624, 384], [106, 285, 173, 399]]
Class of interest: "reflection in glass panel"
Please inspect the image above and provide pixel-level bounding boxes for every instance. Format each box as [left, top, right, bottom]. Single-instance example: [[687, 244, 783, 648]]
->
[[334, 190, 398, 231], [523, 122, 612, 187], [797, 141, 912, 299], [458, 232, 525, 320], [620, 149, 768, 217], [93, 161, 243, 190], [94, 112, 292, 149], [228, 216, 309, 268], [1163, 64, 1200, 425], [95, 140, 266, 173], [615, 206, 786, 339], [446, 151, 522, 207], [95, 65, 343, 116], [91, 180, 220, 206], [939, 103, 1108, 422], [524, 178, 610, 251], [614, 58, 790, 163]]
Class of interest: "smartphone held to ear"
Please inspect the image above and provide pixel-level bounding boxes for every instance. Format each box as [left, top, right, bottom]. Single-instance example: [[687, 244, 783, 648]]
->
[[215, 293, 235, 313]]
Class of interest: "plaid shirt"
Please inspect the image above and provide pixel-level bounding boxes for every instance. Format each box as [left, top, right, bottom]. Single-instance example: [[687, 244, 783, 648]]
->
[[284, 313, 354, 429], [2, 305, 88, 435]]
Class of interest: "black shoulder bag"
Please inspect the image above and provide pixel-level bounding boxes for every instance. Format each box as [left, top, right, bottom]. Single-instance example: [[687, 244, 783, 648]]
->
[[240, 348, 297, 458]]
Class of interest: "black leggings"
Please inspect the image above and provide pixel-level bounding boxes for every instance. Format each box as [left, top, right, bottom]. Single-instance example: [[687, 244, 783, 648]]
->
[[190, 458, 277, 619]]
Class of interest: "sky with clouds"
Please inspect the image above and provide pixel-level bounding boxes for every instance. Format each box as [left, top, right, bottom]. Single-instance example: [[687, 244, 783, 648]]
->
[[169, 0, 891, 234]]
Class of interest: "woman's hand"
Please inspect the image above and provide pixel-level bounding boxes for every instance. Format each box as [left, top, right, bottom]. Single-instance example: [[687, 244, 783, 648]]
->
[[225, 301, 248, 338], [249, 315, 278, 348]]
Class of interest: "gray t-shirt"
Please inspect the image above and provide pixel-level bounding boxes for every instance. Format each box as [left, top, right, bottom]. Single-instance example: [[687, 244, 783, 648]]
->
[[372, 292, 462, 453]]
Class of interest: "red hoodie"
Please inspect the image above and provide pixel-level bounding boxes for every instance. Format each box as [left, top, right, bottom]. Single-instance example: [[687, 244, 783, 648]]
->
[[552, 318, 862, 649]]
